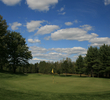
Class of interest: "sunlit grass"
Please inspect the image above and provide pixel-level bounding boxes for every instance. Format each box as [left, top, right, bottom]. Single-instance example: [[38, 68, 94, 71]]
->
[[0, 72, 110, 100]]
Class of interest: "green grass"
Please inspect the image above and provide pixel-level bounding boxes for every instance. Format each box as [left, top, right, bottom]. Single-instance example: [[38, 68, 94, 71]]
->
[[0, 72, 110, 100]]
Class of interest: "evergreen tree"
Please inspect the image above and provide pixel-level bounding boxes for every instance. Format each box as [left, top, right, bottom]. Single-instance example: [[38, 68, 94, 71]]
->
[[86, 46, 99, 77], [76, 55, 84, 77], [63, 60, 68, 76], [99, 44, 110, 77]]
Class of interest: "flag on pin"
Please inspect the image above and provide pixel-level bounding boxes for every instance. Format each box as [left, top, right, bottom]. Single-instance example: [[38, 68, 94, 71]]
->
[[51, 69, 54, 74]]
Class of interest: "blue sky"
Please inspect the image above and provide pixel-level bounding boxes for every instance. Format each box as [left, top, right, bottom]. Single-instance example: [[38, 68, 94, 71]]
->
[[0, 0, 110, 63]]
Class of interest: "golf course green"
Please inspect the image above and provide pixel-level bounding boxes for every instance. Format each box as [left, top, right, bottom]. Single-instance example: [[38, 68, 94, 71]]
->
[[0, 72, 110, 100]]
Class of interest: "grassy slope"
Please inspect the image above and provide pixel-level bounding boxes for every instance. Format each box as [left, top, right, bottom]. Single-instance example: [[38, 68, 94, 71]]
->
[[0, 72, 110, 100]]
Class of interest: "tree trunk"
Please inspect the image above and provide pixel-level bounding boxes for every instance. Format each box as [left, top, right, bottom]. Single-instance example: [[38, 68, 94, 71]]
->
[[91, 73, 92, 77], [93, 70, 94, 77], [0, 65, 3, 70], [13, 67, 16, 73], [105, 73, 107, 78], [65, 72, 67, 76], [88, 73, 89, 77], [23, 66, 24, 73], [13, 64, 16, 73], [109, 73, 110, 78], [80, 73, 81, 77], [91, 69, 93, 77], [98, 72, 99, 78], [65, 70, 67, 76]]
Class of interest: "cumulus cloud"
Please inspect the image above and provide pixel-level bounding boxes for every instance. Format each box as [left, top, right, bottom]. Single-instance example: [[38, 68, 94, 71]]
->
[[35, 25, 60, 35], [33, 58, 51, 61], [28, 39, 41, 43], [29, 46, 87, 62], [33, 52, 67, 61], [26, 20, 45, 32], [44, 36, 51, 40], [80, 24, 92, 31], [26, 0, 58, 11], [74, 55, 86, 59], [30, 46, 66, 60], [65, 20, 79, 26], [104, 0, 110, 5], [30, 46, 48, 54], [65, 22, 73, 26], [49, 47, 87, 55], [89, 37, 110, 46], [1, 0, 21, 6], [51, 25, 98, 41], [9, 22, 22, 30]]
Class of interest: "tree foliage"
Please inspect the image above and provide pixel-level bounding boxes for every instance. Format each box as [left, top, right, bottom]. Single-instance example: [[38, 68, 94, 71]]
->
[[99, 44, 110, 77], [0, 15, 8, 70], [85, 46, 100, 77], [0, 15, 32, 73], [6, 31, 32, 73], [76, 55, 84, 77], [1, 15, 110, 78]]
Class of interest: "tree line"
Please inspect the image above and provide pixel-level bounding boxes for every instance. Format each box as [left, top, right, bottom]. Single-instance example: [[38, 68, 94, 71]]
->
[[2, 44, 110, 78], [0, 15, 110, 78]]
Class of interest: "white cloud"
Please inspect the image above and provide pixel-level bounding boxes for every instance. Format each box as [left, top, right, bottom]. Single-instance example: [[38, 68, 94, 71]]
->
[[33, 58, 51, 61], [59, 12, 66, 15], [74, 55, 86, 59], [51, 25, 98, 41], [10, 22, 22, 30], [35, 25, 60, 35], [57, 6, 66, 15], [28, 39, 41, 43], [65, 22, 73, 26], [65, 20, 79, 26], [44, 36, 51, 40], [26, 20, 45, 32], [80, 24, 92, 31], [50, 47, 87, 55], [26, 0, 58, 11], [30, 46, 48, 54], [1, 0, 21, 6], [33, 52, 67, 60], [104, 0, 110, 5], [57, 7, 64, 12], [89, 37, 110, 46], [29, 46, 87, 62], [60, 7, 64, 11]]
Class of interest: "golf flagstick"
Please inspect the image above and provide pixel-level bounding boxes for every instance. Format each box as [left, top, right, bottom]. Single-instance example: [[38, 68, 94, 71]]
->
[[52, 69, 54, 83]]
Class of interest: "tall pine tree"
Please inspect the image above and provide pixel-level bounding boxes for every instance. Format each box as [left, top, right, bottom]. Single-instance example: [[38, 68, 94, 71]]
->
[[86, 46, 99, 77], [76, 55, 84, 77], [99, 44, 110, 77]]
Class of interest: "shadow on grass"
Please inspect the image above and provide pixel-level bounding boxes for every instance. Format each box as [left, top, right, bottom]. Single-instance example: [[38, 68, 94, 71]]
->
[[0, 70, 28, 77], [59, 75, 72, 77], [58, 74, 88, 78]]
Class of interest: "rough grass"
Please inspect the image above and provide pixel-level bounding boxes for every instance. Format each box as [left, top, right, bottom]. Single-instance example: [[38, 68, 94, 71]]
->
[[0, 72, 110, 100]]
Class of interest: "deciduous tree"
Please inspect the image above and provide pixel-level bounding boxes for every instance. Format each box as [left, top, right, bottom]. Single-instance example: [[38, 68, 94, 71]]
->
[[0, 15, 8, 70], [6, 31, 32, 73]]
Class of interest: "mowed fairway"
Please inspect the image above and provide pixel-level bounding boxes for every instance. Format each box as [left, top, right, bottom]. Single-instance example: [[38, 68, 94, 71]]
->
[[0, 72, 110, 100]]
